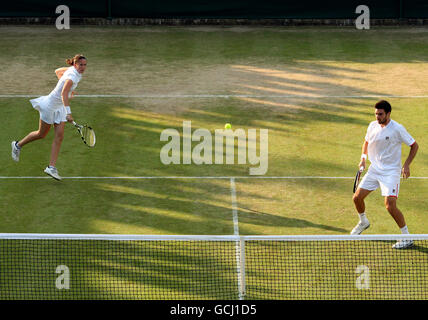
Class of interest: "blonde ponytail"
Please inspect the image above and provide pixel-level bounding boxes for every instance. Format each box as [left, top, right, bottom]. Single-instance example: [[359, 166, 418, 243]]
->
[[65, 54, 87, 66]]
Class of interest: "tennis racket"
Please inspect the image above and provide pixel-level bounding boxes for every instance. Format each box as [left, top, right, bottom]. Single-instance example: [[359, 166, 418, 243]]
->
[[72, 121, 96, 147], [353, 166, 364, 193]]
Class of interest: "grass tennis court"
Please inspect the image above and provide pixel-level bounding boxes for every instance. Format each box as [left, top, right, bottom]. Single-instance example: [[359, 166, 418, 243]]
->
[[0, 26, 427, 299]]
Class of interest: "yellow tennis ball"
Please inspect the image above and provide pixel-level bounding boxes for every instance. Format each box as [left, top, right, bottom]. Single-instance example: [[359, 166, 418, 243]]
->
[[225, 123, 232, 129]]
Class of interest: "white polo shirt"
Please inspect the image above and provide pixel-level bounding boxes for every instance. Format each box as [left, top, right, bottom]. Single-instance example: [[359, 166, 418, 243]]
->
[[46, 66, 82, 109], [365, 119, 415, 174]]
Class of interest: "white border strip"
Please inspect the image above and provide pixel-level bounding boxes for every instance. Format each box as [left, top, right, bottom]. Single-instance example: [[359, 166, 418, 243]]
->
[[0, 233, 236, 241], [240, 234, 428, 241], [3, 94, 428, 99], [0, 233, 426, 241]]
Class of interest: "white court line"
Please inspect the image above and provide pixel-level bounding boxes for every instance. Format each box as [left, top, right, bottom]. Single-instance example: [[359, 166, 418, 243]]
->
[[0, 176, 427, 179], [3, 94, 428, 99], [229, 177, 244, 300], [230, 178, 239, 236]]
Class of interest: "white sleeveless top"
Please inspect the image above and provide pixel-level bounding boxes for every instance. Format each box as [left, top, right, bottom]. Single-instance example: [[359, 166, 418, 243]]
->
[[46, 66, 82, 109]]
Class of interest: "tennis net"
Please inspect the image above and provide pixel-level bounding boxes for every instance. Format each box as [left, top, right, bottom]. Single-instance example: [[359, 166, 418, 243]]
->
[[0, 234, 427, 300]]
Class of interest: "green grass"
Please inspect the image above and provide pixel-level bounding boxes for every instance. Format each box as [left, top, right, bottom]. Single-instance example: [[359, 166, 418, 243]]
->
[[1, 97, 426, 235], [0, 26, 427, 300]]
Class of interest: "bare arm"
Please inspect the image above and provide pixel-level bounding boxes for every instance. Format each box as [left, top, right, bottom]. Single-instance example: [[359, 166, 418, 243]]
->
[[402, 142, 419, 179], [358, 140, 368, 170], [62, 79, 74, 122], [55, 67, 69, 80]]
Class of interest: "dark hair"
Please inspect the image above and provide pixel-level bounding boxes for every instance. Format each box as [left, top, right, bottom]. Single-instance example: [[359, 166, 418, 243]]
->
[[375, 100, 391, 114], [66, 54, 86, 66]]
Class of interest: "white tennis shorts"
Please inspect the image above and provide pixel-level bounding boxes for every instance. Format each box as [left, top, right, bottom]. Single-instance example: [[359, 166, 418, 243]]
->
[[30, 96, 67, 125], [359, 169, 401, 198]]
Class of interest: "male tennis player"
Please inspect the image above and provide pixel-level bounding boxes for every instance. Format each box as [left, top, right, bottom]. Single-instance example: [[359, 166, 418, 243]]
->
[[351, 100, 419, 249], [11, 54, 86, 180]]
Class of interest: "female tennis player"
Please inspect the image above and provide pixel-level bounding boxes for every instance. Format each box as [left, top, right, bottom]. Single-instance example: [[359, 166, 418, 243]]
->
[[11, 54, 87, 180]]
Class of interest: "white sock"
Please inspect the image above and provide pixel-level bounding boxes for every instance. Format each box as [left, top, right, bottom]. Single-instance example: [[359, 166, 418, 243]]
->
[[400, 225, 409, 234], [359, 213, 369, 223]]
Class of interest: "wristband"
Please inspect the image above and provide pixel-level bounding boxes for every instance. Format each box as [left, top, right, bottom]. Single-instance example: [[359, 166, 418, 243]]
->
[[65, 106, 71, 114], [361, 154, 367, 160]]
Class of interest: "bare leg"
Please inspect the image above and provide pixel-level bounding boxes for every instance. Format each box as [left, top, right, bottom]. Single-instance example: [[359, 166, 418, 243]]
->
[[384, 197, 406, 228], [352, 188, 372, 213], [350, 188, 373, 234], [18, 119, 51, 147], [49, 122, 65, 167]]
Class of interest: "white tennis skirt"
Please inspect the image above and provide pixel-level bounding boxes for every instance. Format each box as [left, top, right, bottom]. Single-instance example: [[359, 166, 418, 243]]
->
[[30, 96, 67, 125]]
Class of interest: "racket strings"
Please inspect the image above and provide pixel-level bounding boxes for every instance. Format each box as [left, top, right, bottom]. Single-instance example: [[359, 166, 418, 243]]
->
[[75, 123, 96, 147], [88, 130, 96, 146], [82, 126, 88, 142], [83, 126, 96, 147]]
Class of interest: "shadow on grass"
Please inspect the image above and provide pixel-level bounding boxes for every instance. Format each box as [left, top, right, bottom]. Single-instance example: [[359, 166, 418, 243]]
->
[[408, 243, 428, 255], [238, 207, 348, 234]]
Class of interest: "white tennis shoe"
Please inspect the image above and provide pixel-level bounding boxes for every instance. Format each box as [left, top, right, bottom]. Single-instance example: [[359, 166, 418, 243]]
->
[[392, 240, 414, 249], [44, 166, 62, 181], [350, 221, 370, 235], [11, 141, 21, 162]]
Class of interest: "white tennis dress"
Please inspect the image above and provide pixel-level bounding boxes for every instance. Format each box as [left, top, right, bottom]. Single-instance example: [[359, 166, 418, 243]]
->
[[30, 66, 82, 124], [359, 119, 415, 197]]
